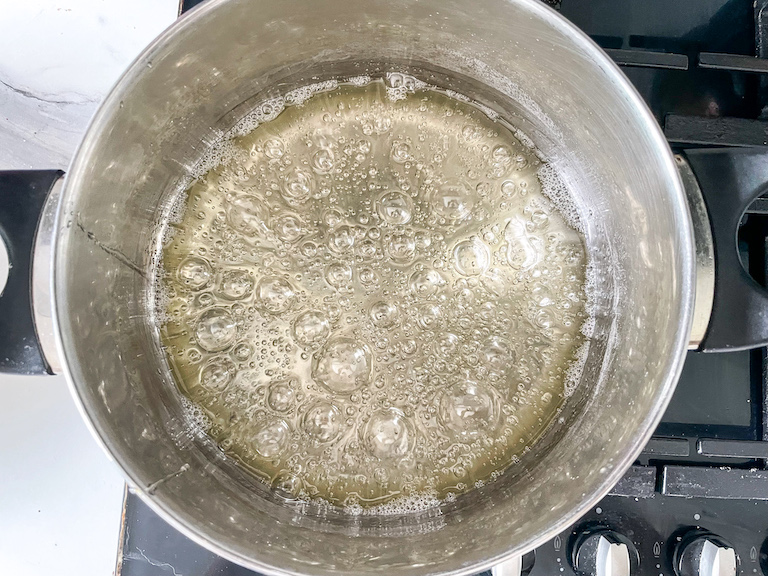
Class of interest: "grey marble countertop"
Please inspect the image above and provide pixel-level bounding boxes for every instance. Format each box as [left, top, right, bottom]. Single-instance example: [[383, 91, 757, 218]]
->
[[0, 2, 177, 575], [0, 1, 178, 170]]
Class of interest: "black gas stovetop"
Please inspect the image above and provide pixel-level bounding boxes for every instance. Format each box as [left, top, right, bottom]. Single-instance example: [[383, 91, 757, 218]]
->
[[117, 1, 768, 575]]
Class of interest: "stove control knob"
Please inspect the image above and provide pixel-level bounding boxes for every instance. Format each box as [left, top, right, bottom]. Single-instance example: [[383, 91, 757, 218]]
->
[[674, 534, 737, 576], [761, 538, 768, 576], [572, 530, 637, 576], [492, 555, 522, 576], [491, 551, 535, 576]]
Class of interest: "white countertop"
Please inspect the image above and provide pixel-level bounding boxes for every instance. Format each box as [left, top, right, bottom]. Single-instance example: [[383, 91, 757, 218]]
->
[[0, 2, 178, 575]]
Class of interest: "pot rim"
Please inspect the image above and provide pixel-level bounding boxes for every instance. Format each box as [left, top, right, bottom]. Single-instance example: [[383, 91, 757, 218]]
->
[[53, 0, 696, 573]]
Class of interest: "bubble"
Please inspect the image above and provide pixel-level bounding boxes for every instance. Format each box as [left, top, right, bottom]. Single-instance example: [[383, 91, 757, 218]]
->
[[373, 116, 392, 134], [453, 238, 490, 276], [363, 408, 415, 459], [281, 167, 315, 204], [461, 124, 483, 141], [226, 193, 270, 237], [325, 262, 353, 287], [195, 308, 237, 351], [200, 357, 236, 390], [438, 380, 501, 440], [177, 257, 212, 290], [384, 233, 416, 264], [357, 239, 377, 258], [531, 209, 549, 228], [311, 148, 335, 173], [292, 310, 331, 346], [409, 269, 444, 298], [272, 471, 302, 494], [358, 139, 372, 154], [256, 276, 296, 314], [302, 401, 342, 442], [476, 181, 491, 197], [416, 304, 442, 330], [429, 181, 475, 221], [481, 267, 506, 297], [348, 74, 371, 86], [391, 141, 411, 163], [359, 267, 379, 286], [373, 467, 388, 483], [328, 225, 356, 254], [400, 339, 418, 356], [482, 337, 514, 371], [377, 191, 413, 225], [325, 302, 342, 322], [233, 343, 253, 361], [219, 269, 254, 300], [434, 333, 460, 358], [252, 418, 290, 457], [501, 180, 516, 197], [268, 378, 297, 412], [504, 217, 540, 271], [537, 163, 584, 232], [274, 213, 305, 243], [324, 209, 344, 228], [492, 144, 513, 165], [414, 231, 431, 248], [386, 71, 420, 90], [370, 301, 399, 328], [263, 137, 285, 159], [535, 308, 554, 329], [311, 337, 372, 396], [300, 241, 317, 257]]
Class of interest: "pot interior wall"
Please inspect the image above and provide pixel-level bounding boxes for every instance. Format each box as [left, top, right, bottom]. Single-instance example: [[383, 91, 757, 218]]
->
[[56, 0, 693, 574]]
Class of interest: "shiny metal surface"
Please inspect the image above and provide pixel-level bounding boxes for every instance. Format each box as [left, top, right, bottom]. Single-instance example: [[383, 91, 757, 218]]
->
[[596, 540, 631, 576], [0, 227, 8, 297], [52, 0, 695, 574], [490, 555, 522, 576], [676, 156, 716, 350], [699, 543, 737, 576], [32, 175, 64, 374]]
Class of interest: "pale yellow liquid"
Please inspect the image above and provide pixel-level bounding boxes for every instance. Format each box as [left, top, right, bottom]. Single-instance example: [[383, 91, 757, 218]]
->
[[158, 77, 588, 509]]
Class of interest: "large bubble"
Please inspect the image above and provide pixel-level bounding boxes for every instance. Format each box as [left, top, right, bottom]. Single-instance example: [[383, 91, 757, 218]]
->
[[312, 337, 372, 393]]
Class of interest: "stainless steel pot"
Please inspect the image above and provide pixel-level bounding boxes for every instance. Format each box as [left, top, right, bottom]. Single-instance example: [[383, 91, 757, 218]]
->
[[2, 0, 768, 575]]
